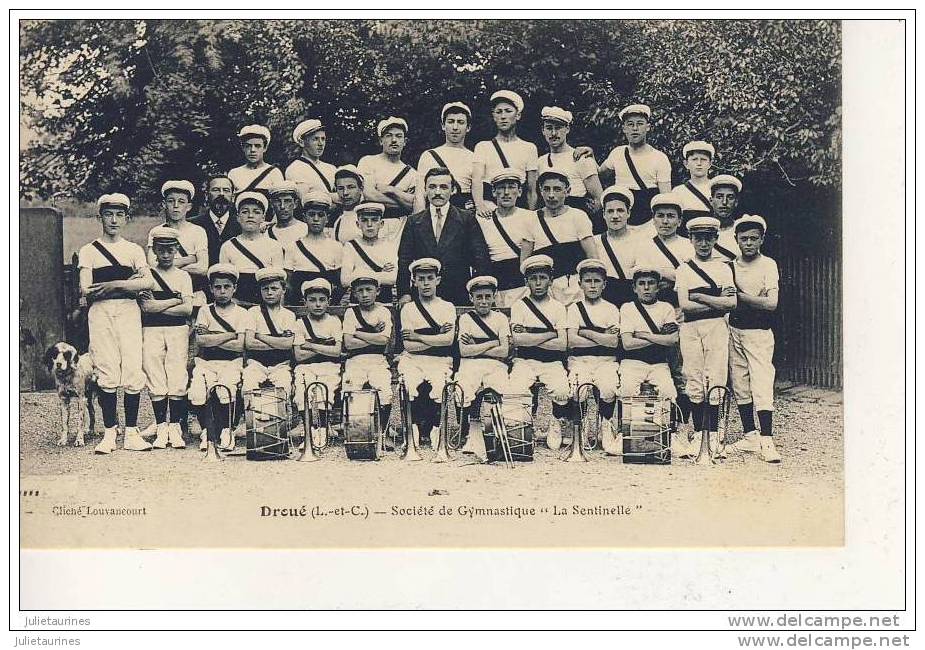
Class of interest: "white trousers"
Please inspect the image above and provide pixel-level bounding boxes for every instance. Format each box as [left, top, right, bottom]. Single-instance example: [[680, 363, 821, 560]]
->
[[453, 358, 510, 406], [680, 317, 729, 404], [397, 353, 453, 401], [142, 325, 190, 398], [342, 354, 392, 399], [188, 359, 243, 405], [619, 360, 677, 400], [242, 360, 292, 394], [567, 356, 620, 402], [294, 361, 342, 410], [88, 299, 145, 393], [728, 327, 776, 411], [508, 358, 570, 404]]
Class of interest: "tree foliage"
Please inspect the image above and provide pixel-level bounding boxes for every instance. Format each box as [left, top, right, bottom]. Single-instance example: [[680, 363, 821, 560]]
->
[[20, 19, 841, 206]]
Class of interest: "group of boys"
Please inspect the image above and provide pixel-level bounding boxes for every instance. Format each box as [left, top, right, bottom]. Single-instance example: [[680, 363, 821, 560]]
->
[[77, 93, 781, 464]]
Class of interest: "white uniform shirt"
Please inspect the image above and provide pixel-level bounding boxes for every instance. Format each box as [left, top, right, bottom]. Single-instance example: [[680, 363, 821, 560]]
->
[[246, 304, 302, 342], [342, 304, 393, 348], [537, 148, 599, 197], [566, 299, 621, 351], [219, 235, 285, 273], [601, 144, 672, 191], [340, 237, 399, 288], [595, 232, 640, 280], [416, 145, 474, 194], [635, 234, 695, 279], [195, 302, 250, 335], [522, 207, 594, 249], [458, 310, 511, 348], [147, 265, 193, 299], [476, 208, 532, 262], [329, 209, 361, 244], [672, 180, 714, 212], [228, 163, 285, 195], [400, 298, 457, 341], [511, 296, 567, 351], [146, 221, 208, 265], [267, 221, 308, 245], [714, 227, 741, 260], [732, 254, 779, 298], [357, 154, 417, 197], [620, 300, 677, 351], [77, 238, 149, 302], [285, 157, 337, 197], [283, 236, 343, 273], [294, 313, 343, 348], [473, 137, 539, 183], [675, 257, 735, 315]]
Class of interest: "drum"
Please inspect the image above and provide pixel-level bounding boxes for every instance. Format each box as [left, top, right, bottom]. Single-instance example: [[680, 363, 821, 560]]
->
[[619, 394, 672, 465], [245, 386, 292, 461], [343, 390, 381, 461], [481, 394, 534, 463]]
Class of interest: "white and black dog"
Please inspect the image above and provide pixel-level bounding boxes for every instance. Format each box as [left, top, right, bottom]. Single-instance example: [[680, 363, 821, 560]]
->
[[43, 342, 97, 446]]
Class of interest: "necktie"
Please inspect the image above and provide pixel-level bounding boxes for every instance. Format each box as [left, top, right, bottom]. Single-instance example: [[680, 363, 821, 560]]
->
[[434, 208, 443, 241], [215, 216, 224, 233]]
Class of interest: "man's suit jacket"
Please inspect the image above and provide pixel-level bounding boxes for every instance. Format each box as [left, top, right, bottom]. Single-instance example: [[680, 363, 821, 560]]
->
[[190, 209, 242, 267], [397, 205, 491, 305]]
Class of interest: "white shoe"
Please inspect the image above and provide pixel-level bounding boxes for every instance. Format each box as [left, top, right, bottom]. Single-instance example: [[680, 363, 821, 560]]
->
[[199, 431, 208, 451], [123, 427, 153, 451], [759, 436, 782, 463], [672, 430, 693, 459], [167, 423, 185, 448], [152, 423, 169, 449], [219, 428, 233, 451], [731, 431, 760, 453], [546, 417, 562, 450], [95, 427, 118, 455], [140, 422, 159, 440], [601, 419, 622, 456]]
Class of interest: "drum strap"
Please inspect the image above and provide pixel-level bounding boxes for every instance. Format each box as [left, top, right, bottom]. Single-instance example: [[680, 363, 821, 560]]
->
[[298, 156, 334, 193], [209, 305, 236, 333], [161, 223, 189, 256], [686, 259, 719, 290], [653, 236, 681, 268], [388, 165, 412, 188], [242, 165, 279, 193], [684, 181, 713, 211], [260, 304, 282, 336], [600, 234, 627, 279], [295, 240, 326, 271], [522, 297, 555, 332], [300, 316, 336, 345], [412, 296, 441, 335], [633, 300, 661, 335], [576, 302, 606, 333], [428, 149, 461, 194], [230, 238, 266, 269], [466, 311, 499, 341], [349, 240, 383, 273], [714, 243, 737, 260], [623, 148, 649, 191], [491, 212, 521, 257], [491, 138, 511, 169]]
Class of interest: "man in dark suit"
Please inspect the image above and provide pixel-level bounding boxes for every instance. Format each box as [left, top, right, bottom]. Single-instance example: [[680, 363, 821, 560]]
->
[[397, 167, 491, 306], [189, 174, 242, 298]]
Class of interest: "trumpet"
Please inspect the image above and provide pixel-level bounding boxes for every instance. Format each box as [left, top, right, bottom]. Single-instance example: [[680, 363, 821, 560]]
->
[[562, 382, 591, 463], [695, 381, 730, 465], [485, 391, 515, 469], [398, 377, 423, 462], [296, 382, 329, 463], [433, 381, 464, 463]]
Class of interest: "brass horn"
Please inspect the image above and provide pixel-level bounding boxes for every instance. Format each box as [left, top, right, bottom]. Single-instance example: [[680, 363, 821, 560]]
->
[[695, 380, 730, 465], [296, 382, 329, 462], [487, 393, 515, 469], [562, 383, 590, 463], [433, 381, 464, 463], [202, 385, 232, 462], [398, 377, 423, 462], [576, 382, 600, 452]]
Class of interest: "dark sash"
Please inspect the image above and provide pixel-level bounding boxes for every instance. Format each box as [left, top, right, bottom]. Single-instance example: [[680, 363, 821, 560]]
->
[[714, 243, 738, 260], [572, 302, 615, 357], [536, 210, 585, 279], [230, 238, 266, 269], [300, 316, 336, 345], [387, 165, 412, 188], [347, 306, 387, 357], [89, 241, 134, 296], [684, 260, 725, 322], [160, 223, 189, 256], [599, 235, 627, 279], [622, 150, 657, 225], [249, 305, 291, 366], [684, 181, 713, 211], [298, 157, 333, 193], [197, 305, 239, 361], [210, 305, 236, 333], [142, 268, 187, 327], [491, 138, 511, 168], [622, 300, 667, 364], [352, 305, 378, 333], [623, 148, 648, 191], [349, 240, 384, 273], [267, 225, 277, 241], [686, 259, 719, 290], [150, 268, 177, 296], [260, 303, 281, 336], [242, 165, 279, 193], [467, 311, 499, 342], [295, 240, 326, 271], [522, 297, 555, 332], [576, 302, 606, 333], [91, 240, 123, 267], [428, 149, 462, 195], [652, 236, 681, 268], [492, 212, 521, 257], [411, 297, 442, 335]]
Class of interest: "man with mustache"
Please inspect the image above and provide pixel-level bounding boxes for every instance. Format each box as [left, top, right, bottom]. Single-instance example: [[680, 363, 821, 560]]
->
[[190, 174, 243, 302], [285, 118, 337, 205], [413, 102, 475, 213], [357, 116, 418, 241]]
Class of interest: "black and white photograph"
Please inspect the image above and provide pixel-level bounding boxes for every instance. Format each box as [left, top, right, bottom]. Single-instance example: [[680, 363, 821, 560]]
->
[[12, 12, 910, 628]]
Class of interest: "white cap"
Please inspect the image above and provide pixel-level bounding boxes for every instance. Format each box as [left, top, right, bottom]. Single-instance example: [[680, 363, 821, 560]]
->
[[377, 116, 408, 137], [302, 191, 333, 208], [255, 267, 286, 284], [576, 258, 607, 276], [409, 258, 442, 274], [734, 214, 768, 234], [540, 106, 573, 125], [350, 275, 379, 287], [687, 216, 722, 232], [355, 202, 385, 216], [490, 169, 526, 185], [618, 104, 652, 121], [710, 174, 743, 193], [334, 164, 364, 185], [601, 185, 635, 209], [441, 102, 472, 121], [301, 278, 333, 296], [683, 141, 715, 159], [520, 254, 554, 275], [268, 180, 301, 197], [466, 275, 498, 293], [292, 119, 324, 144], [537, 166, 571, 185], [235, 191, 268, 212], [237, 124, 271, 144], [208, 263, 239, 282], [490, 89, 524, 113], [650, 192, 683, 213], [149, 226, 180, 245], [631, 265, 661, 281], [97, 193, 131, 211], [160, 180, 195, 200]]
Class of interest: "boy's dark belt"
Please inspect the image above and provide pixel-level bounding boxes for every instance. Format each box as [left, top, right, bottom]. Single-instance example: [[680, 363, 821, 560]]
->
[[248, 349, 291, 366], [622, 345, 667, 364], [569, 346, 616, 358], [535, 240, 585, 279], [198, 347, 240, 361], [684, 286, 725, 322], [518, 347, 565, 363], [405, 347, 454, 358], [490, 257, 523, 290], [730, 306, 775, 330], [346, 344, 387, 358]]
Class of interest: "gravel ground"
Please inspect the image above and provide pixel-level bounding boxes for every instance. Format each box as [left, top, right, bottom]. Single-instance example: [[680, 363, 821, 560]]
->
[[19, 386, 843, 549]]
